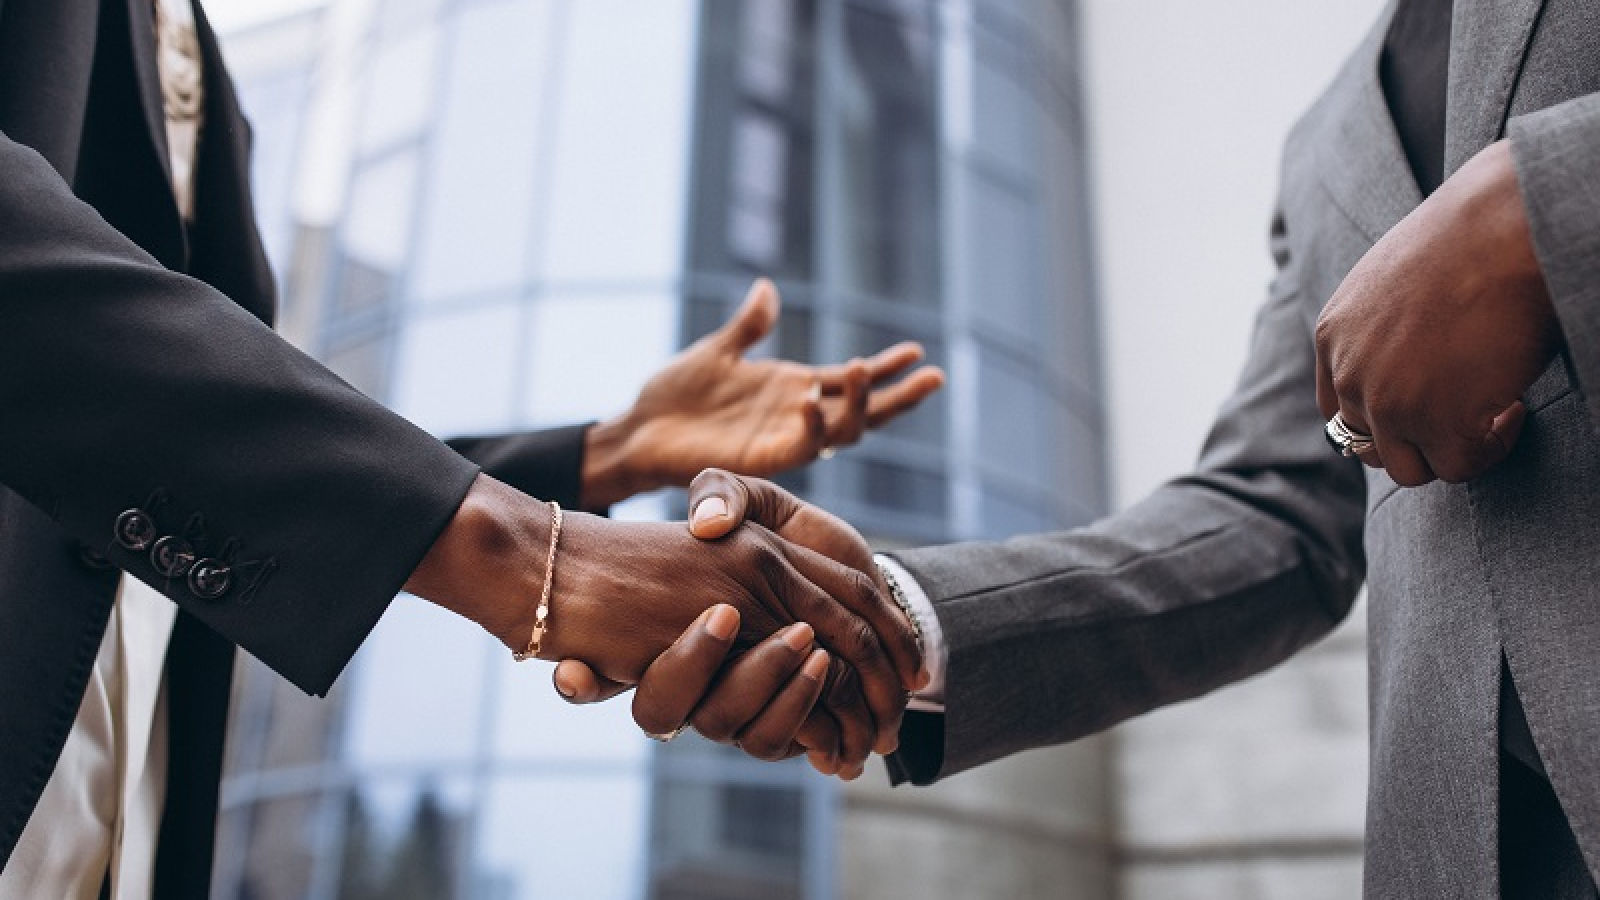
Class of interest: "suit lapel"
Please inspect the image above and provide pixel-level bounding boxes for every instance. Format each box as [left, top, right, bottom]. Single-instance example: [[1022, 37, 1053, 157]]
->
[[127, 0, 176, 204], [1443, 0, 1548, 176], [1316, 1, 1423, 245]]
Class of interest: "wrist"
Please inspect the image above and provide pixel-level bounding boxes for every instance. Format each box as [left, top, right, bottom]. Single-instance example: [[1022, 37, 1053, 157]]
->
[[580, 414, 661, 509], [404, 475, 554, 654]]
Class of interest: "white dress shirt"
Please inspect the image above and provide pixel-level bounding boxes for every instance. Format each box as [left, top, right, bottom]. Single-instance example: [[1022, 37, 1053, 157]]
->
[[0, 3, 201, 897]]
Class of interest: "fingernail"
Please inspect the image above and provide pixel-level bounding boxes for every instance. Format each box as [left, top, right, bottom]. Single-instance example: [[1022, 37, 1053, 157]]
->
[[783, 622, 815, 653], [800, 648, 830, 680], [554, 676, 576, 699], [874, 731, 899, 756], [842, 763, 865, 781], [706, 605, 739, 641], [691, 496, 728, 526], [914, 666, 932, 692]]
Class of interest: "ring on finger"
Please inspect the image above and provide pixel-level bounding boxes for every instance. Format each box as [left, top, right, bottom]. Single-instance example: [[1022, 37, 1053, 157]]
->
[[1324, 411, 1376, 457], [817, 446, 836, 461]]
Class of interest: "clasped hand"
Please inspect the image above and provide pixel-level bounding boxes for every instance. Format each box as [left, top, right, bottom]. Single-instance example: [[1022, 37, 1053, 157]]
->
[[1314, 140, 1562, 486], [555, 471, 908, 780]]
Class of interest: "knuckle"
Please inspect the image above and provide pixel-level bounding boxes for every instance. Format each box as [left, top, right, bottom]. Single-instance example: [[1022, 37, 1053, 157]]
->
[[739, 732, 787, 762], [632, 694, 676, 736], [843, 620, 883, 665], [690, 708, 740, 743]]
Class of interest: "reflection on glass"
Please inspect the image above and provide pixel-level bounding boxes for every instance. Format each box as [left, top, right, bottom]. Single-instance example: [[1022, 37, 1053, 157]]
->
[[411, 1, 551, 304], [475, 777, 651, 900], [833, 2, 940, 305], [388, 302, 521, 435], [342, 150, 420, 272], [521, 295, 677, 428], [648, 776, 806, 900], [536, 0, 697, 283], [358, 27, 440, 154]]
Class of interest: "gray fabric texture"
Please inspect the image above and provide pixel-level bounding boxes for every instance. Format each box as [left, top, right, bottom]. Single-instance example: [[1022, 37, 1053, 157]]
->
[[889, 0, 1600, 895]]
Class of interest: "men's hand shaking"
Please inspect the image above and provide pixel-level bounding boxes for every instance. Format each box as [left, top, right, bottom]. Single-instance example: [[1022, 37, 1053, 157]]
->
[[1314, 139, 1562, 486], [554, 470, 922, 779]]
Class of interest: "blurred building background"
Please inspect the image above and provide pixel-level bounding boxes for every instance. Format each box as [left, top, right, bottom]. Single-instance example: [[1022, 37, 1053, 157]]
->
[[205, 0, 1383, 898]]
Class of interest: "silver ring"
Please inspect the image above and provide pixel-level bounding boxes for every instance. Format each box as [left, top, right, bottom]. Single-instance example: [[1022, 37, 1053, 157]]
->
[[645, 724, 688, 743], [1324, 411, 1376, 457], [817, 446, 836, 461]]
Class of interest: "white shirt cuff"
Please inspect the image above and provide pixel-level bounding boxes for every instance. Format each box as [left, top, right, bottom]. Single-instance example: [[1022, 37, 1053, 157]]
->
[[875, 554, 946, 713]]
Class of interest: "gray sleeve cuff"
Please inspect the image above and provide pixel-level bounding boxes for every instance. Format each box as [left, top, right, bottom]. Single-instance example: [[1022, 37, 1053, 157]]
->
[[1508, 92, 1600, 433]]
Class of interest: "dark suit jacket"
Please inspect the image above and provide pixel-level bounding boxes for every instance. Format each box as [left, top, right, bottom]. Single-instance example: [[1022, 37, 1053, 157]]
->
[[0, 1, 593, 895]]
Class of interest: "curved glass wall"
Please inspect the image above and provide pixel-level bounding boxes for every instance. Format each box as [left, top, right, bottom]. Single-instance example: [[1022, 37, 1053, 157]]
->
[[213, 1, 1101, 898]]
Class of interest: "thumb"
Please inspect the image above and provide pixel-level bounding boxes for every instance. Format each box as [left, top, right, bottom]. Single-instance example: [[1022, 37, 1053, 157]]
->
[[688, 468, 803, 540], [553, 659, 631, 704], [713, 278, 780, 353]]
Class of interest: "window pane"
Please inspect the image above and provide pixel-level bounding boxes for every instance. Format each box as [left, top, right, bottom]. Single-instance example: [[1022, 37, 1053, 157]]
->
[[342, 150, 420, 272], [521, 294, 677, 427], [536, 0, 697, 282], [475, 776, 651, 900], [411, 2, 553, 303], [358, 26, 440, 153], [341, 598, 492, 768], [388, 302, 522, 435]]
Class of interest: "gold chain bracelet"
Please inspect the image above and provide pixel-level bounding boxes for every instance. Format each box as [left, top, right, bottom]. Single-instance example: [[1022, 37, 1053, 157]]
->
[[513, 501, 562, 662]]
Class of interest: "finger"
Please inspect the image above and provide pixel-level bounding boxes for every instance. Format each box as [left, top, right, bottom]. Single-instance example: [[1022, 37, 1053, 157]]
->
[[778, 533, 923, 703], [1489, 401, 1527, 458], [554, 659, 630, 704], [1339, 402, 1437, 486], [631, 605, 742, 737], [1314, 340, 1340, 421], [796, 709, 842, 774], [865, 366, 946, 428], [713, 278, 780, 353], [688, 468, 759, 541], [862, 342, 926, 382], [690, 622, 815, 744], [733, 647, 831, 762], [1372, 431, 1435, 487], [820, 659, 876, 768], [821, 361, 871, 448], [1419, 400, 1528, 484]]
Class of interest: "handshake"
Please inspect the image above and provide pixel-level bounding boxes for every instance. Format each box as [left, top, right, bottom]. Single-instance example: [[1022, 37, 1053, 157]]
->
[[414, 468, 926, 781], [402, 280, 941, 780], [552, 469, 926, 779]]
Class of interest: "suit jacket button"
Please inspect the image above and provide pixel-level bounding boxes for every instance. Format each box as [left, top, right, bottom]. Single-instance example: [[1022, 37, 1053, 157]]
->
[[114, 509, 157, 551], [188, 560, 232, 600], [150, 536, 197, 578]]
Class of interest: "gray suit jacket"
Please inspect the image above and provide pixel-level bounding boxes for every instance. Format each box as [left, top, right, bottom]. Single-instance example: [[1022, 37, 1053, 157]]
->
[[890, 2, 1600, 895]]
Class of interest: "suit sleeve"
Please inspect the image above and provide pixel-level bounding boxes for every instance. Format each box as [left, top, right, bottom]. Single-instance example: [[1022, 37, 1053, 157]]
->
[[447, 424, 595, 513], [0, 132, 481, 696], [1508, 91, 1600, 433], [885, 206, 1369, 785]]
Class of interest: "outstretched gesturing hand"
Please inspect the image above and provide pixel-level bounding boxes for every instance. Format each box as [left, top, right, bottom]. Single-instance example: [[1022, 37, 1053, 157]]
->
[[581, 278, 944, 507], [554, 470, 908, 779], [1314, 140, 1562, 486]]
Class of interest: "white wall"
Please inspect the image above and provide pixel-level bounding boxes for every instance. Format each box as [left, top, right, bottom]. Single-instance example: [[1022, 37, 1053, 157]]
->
[[1082, 0, 1385, 506], [1080, 3, 1386, 897]]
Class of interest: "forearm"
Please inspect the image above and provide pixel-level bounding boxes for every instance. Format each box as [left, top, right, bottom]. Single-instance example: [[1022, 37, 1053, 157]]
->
[[888, 270, 1368, 784], [0, 135, 477, 695]]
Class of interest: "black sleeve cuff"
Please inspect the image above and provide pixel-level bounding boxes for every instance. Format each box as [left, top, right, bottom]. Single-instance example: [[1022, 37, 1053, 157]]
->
[[446, 423, 599, 513]]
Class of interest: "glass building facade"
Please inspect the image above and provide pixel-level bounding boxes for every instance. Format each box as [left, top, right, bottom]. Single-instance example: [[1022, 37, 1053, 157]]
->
[[212, 1, 1102, 898]]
